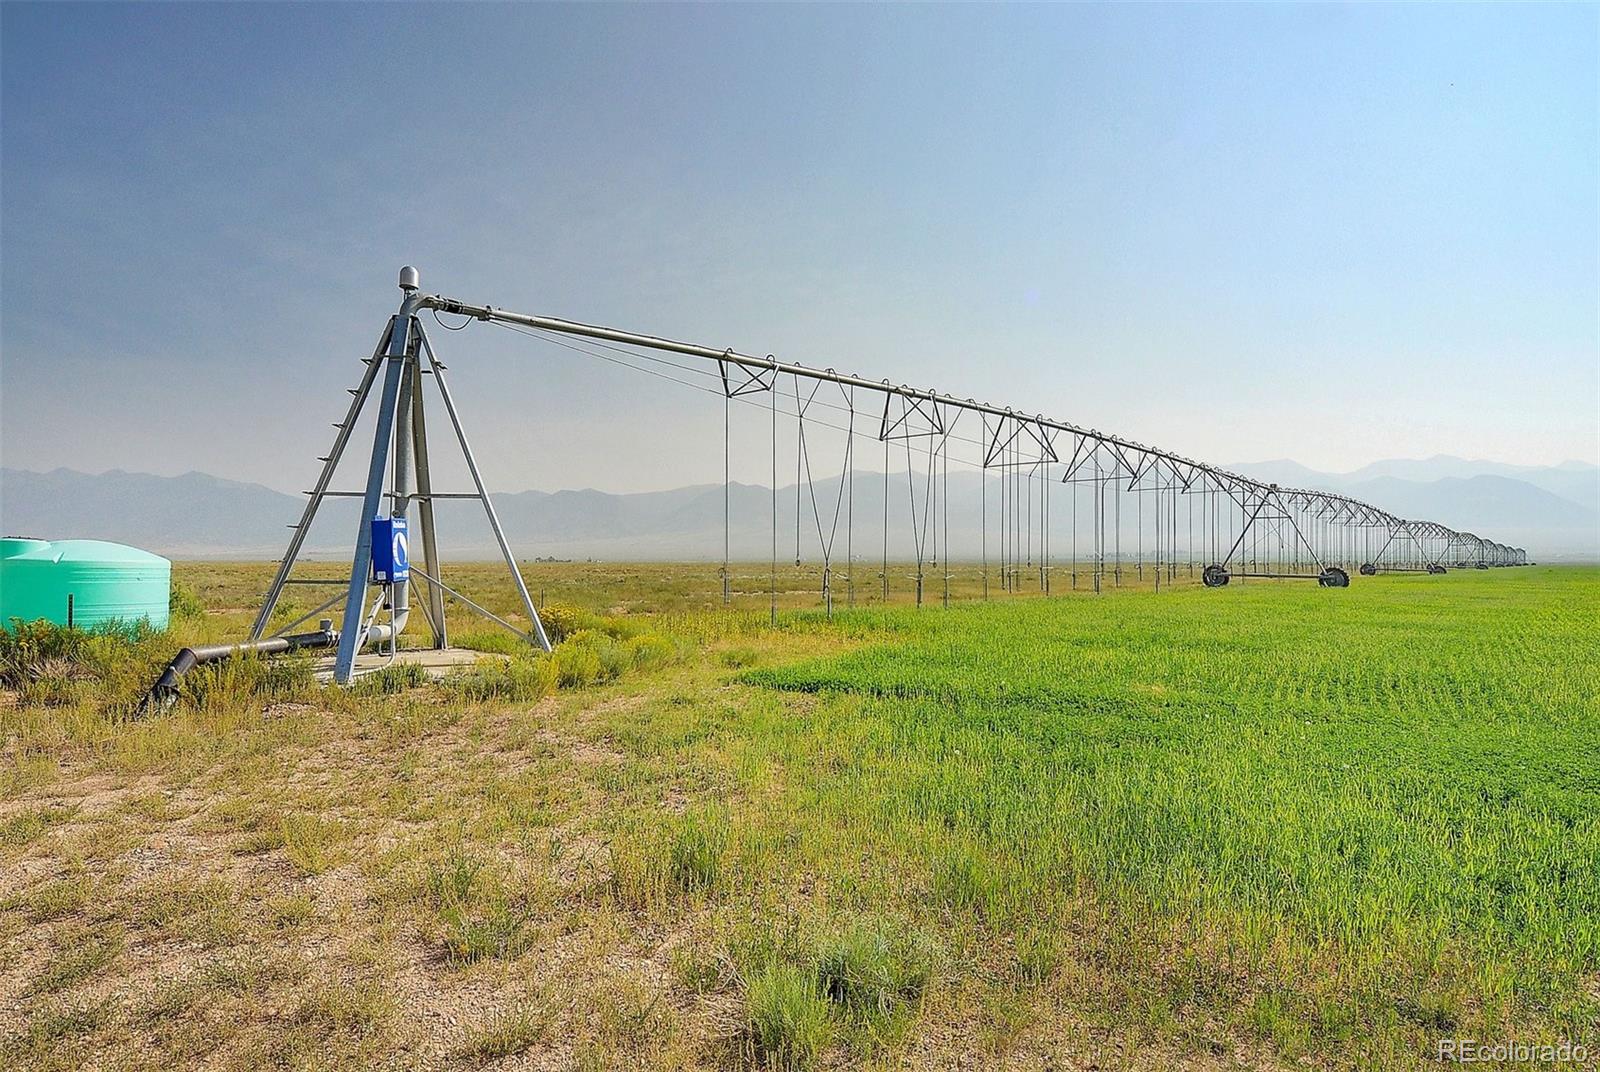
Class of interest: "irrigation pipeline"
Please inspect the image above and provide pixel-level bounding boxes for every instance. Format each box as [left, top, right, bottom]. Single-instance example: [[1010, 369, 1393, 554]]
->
[[139, 622, 339, 715], [165, 268, 1525, 714], [424, 290, 1526, 582]]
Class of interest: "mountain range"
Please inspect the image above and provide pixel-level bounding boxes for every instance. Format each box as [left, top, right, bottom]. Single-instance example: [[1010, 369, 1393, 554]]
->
[[2, 456, 1595, 561]]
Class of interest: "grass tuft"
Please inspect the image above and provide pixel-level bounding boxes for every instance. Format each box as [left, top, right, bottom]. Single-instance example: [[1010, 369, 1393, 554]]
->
[[280, 813, 349, 875], [1, 804, 79, 847], [611, 807, 730, 907], [290, 979, 394, 1039], [351, 662, 430, 695], [457, 1006, 550, 1060], [1011, 926, 1061, 986], [668, 807, 729, 893], [445, 657, 557, 703], [814, 921, 931, 1017], [26, 926, 123, 995], [451, 629, 528, 657], [745, 961, 832, 1070], [441, 899, 535, 964]]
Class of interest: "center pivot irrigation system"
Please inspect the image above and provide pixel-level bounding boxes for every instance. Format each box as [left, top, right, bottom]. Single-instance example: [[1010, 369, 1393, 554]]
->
[[144, 267, 1527, 705]]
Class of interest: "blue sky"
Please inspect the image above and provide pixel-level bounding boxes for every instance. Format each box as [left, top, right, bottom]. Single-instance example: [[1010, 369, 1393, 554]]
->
[[2, 2, 1595, 495]]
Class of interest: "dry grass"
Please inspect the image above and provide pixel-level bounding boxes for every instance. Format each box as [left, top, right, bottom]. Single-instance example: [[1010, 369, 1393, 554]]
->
[[0, 561, 1592, 1070]]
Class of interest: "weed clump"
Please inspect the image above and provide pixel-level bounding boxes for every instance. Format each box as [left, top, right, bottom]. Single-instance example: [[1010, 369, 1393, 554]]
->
[[289, 979, 394, 1040], [1011, 926, 1061, 986], [423, 849, 540, 965], [441, 900, 536, 964], [280, 813, 349, 875], [814, 922, 931, 1017], [669, 808, 729, 892], [10, 997, 114, 1059], [610, 807, 730, 907], [25, 925, 123, 995], [448, 622, 678, 698], [624, 633, 678, 671], [350, 662, 429, 696], [1, 620, 94, 687], [183, 651, 317, 712], [13, 875, 91, 922], [553, 630, 609, 687], [0, 805, 78, 848], [719, 646, 761, 669], [168, 580, 207, 622], [451, 629, 527, 657], [551, 626, 684, 688], [19, 658, 94, 707], [444, 657, 557, 702], [929, 842, 1004, 920], [537, 602, 604, 644], [457, 1007, 549, 1060], [744, 962, 832, 1070], [1, 618, 177, 711], [732, 916, 935, 1067]]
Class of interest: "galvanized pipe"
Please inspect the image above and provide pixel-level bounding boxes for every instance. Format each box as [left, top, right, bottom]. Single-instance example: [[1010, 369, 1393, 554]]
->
[[140, 624, 339, 715], [421, 291, 1506, 555]]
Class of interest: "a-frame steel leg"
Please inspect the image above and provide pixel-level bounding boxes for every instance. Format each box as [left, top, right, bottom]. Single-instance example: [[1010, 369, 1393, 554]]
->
[[251, 323, 391, 641], [333, 296, 420, 683]]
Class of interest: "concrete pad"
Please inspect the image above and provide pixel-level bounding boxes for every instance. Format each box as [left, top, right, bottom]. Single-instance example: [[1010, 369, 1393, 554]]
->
[[311, 647, 503, 684]]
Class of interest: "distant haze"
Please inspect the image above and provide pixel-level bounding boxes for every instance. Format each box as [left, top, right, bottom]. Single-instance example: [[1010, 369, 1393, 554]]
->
[[3, 457, 1594, 562]]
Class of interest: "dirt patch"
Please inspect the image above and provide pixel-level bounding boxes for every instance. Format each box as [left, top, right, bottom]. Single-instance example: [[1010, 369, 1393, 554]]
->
[[534, 728, 626, 767]]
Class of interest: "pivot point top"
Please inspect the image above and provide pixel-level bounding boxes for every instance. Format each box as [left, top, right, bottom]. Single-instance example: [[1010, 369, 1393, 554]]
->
[[398, 265, 420, 292]]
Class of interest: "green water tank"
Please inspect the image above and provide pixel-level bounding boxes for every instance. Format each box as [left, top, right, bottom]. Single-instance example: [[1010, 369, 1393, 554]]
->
[[1, 538, 171, 631]]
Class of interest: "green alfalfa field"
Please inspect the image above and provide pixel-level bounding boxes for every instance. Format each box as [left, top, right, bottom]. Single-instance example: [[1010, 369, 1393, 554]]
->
[[0, 562, 1595, 1070]]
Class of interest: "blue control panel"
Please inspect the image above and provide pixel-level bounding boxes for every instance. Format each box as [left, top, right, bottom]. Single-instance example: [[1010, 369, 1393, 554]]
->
[[370, 516, 410, 584]]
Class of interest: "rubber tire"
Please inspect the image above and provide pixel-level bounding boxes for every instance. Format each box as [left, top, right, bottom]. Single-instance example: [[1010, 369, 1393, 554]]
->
[[1319, 566, 1350, 588], [1202, 564, 1230, 588]]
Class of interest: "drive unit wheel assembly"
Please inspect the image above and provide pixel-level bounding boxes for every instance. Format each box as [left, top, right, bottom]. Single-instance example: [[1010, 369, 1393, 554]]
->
[[1359, 562, 1377, 576], [1318, 566, 1350, 588], [1428, 564, 1447, 575], [1202, 564, 1231, 588]]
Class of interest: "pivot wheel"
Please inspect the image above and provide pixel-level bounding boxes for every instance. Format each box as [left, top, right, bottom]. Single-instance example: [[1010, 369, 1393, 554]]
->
[[1428, 564, 1447, 575], [1202, 564, 1230, 588], [1359, 563, 1377, 576], [1318, 566, 1350, 588]]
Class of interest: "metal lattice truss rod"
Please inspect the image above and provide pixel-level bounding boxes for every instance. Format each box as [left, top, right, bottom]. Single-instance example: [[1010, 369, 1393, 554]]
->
[[424, 292, 1527, 570], [253, 293, 554, 684]]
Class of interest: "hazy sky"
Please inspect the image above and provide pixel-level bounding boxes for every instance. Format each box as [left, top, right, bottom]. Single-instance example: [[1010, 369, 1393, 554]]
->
[[2, 2, 1595, 496]]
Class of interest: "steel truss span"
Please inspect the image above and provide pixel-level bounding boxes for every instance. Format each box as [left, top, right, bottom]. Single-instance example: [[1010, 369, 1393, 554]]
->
[[422, 281, 1524, 587], [253, 265, 1529, 679]]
